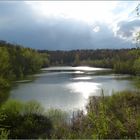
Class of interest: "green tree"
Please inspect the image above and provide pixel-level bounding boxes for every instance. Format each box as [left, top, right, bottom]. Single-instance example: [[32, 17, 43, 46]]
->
[[0, 47, 10, 88], [73, 54, 80, 66], [133, 57, 140, 75]]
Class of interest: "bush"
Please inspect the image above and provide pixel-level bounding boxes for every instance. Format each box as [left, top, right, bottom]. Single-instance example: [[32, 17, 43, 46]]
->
[[0, 100, 53, 139], [46, 109, 70, 139], [71, 91, 140, 139]]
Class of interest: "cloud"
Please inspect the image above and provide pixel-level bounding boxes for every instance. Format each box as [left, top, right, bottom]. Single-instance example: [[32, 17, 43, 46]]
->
[[111, 2, 140, 43], [0, 1, 137, 50], [26, 1, 119, 24], [114, 18, 140, 42], [0, 2, 36, 25], [93, 26, 100, 32]]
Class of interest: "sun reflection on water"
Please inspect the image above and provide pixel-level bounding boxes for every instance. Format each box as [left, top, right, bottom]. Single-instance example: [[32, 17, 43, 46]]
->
[[67, 82, 101, 99], [72, 76, 92, 80], [74, 66, 104, 71]]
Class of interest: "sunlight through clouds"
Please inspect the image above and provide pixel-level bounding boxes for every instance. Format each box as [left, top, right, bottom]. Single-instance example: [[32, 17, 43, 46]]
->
[[26, 1, 140, 40], [26, 1, 118, 24]]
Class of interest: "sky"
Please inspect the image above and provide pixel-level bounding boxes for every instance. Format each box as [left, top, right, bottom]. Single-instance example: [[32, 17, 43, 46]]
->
[[0, 1, 140, 50]]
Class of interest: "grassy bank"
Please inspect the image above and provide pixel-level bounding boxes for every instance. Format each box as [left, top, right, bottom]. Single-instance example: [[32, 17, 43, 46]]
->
[[0, 90, 140, 139]]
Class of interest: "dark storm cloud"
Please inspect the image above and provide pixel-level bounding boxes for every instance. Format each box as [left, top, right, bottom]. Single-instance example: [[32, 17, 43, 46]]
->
[[0, 1, 135, 50], [0, 2, 35, 25]]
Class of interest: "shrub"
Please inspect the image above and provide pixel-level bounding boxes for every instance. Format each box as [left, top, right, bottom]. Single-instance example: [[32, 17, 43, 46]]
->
[[0, 100, 53, 139]]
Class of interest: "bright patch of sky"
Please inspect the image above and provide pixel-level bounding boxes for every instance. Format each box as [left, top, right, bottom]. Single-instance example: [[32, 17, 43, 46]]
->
[[26, 1, 118, 24], [26, 1, 139, 24]]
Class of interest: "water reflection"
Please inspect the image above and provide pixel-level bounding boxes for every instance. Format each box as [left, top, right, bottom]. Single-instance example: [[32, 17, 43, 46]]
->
[[72, 76, 92, 80], [74, 71, 84, 74], [74, 66, 107, 71], [67, 82, 101, 99], [42, 66, 109, 71]]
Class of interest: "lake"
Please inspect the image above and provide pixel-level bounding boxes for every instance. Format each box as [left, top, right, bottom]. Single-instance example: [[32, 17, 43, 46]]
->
[[10, 66, 136, 112]]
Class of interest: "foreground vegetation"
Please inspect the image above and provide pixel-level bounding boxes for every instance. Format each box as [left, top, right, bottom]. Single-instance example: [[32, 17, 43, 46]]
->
[[0, 90, 140, 139]]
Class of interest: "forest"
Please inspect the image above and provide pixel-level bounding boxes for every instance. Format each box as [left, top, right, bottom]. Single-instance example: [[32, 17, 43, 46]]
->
[[40, 47, 140, 75], [0, 41, 49, 89]]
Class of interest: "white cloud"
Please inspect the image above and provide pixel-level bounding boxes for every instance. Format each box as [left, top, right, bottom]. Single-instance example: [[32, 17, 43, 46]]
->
[[114, 18, 140, 43], [26, 1, 118, 24]]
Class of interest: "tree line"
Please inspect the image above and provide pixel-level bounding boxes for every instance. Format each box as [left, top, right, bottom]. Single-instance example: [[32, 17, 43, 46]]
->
[[39, 48, 140, 75], [0, 41, 49, 89]]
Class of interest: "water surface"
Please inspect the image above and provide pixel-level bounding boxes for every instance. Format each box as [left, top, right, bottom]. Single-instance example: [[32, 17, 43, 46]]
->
[[10, 66, 136, 112]]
